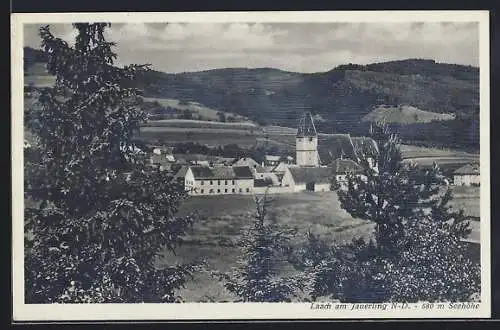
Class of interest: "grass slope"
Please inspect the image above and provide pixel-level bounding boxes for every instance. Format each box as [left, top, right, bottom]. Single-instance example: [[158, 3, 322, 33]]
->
[[362, 105, 455, 124], [142, 97, 250, 122]]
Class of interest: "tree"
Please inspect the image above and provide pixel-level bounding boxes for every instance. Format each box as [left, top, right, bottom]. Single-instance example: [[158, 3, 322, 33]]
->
[[337, 123, 445, 257], [289, 232, 385, 303], [327, 122, 480, 302], [381, 212, 480, 302], [24, 23, 197, 303], [213, 193, 300, 302]]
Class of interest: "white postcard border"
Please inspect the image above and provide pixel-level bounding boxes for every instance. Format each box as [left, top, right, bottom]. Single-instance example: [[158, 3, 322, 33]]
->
[[11, 10, 491, 321]]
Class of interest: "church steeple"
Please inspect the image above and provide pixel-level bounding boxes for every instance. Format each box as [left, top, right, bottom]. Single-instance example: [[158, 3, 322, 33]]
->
[[297, 111, 318, 137], [296, 112, 320, 167]]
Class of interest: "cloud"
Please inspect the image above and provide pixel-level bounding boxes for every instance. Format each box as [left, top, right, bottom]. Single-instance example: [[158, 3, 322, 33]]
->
[[23, 22, 479, 73]]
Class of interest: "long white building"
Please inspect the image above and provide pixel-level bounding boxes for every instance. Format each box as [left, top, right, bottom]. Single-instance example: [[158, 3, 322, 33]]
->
[[175, 165, 254, 195]]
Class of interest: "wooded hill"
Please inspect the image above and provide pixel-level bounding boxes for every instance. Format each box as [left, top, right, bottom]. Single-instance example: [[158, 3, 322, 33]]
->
[[24, 47, 480, 150]]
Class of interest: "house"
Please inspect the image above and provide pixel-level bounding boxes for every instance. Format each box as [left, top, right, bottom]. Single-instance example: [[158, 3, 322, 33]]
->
[[329, 158, 364, 185], [264, 155, 281, 167], [233, 157, 260, 169], [174, 165, 255, 195], [233, 157, 266, 175], [288, 166, 333, 192], [150, 153, 175, 171], [453, 163, 480, 186]]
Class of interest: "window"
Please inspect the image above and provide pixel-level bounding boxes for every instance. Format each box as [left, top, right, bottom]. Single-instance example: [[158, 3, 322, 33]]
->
[[200, 189, 204, 194], [232, 188, 235, 193], [210, 180, 213, 185], [224, 188, 228, 193], [209, 189, 214, 194], [309, 137, 313, 142], [224, 180, 228, 185], [239, 188, 242, 193], [232, 180, 235, 185], [217, 189, 221, 193], [201, 180, 204, 185], [218, 180, 221, 185], [246, 188, 250, 193]]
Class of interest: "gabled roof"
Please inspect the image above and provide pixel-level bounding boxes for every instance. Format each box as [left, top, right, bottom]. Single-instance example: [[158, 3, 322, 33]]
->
[[233, 157, 260, 167], [329, 159, 364, 174], [190, 166, 216, 179], [454, 163, 480, 175], [232, 166, 254, 179], [297, 112, 318, 137], [318, 134, 358, 164], [174, 166, 189, 179], [210, 167, 236, 179], [184, 165, 254, 180], [272, 162, 289, 173], [288, 167, 333, 184]]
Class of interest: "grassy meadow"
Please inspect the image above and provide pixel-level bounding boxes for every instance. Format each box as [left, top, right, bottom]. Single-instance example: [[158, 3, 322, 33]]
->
[[160, 186, 480, 302], [143, 97, 250, 122]]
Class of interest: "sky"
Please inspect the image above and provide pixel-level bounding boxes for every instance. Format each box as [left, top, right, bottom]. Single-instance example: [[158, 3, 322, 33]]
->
[[23, 22, 479, 73]]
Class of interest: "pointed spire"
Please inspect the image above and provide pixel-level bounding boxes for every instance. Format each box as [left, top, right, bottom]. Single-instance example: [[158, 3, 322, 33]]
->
[[297, 111, 318, 137]]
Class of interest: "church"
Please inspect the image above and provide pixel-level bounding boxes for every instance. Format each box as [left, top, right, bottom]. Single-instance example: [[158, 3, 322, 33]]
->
[[288, 112, 365, 192], [295, 111, 321, 167]]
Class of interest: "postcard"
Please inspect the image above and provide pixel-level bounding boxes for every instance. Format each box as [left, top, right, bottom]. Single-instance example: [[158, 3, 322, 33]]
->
[[11, 10, 490, 321]]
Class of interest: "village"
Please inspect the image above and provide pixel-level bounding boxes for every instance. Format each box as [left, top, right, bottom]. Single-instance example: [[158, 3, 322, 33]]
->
[[147, 112, 480, 196]]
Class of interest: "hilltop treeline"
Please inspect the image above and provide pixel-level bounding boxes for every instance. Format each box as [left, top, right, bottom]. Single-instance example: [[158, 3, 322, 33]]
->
[[24, 47, 480, 151]]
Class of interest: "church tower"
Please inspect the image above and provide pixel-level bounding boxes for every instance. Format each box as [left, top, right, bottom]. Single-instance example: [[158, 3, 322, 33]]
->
[[296, 112, 320, 167]]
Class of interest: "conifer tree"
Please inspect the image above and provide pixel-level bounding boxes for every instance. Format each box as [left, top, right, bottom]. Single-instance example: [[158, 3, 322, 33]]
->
[[337, 123, 447, 257], [214, 193, 299, 302], [24, 23, 197, 303]]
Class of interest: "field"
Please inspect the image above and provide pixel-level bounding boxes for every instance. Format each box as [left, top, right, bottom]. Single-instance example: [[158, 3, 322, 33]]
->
[[362, 105, 455, 124], [143, 97, 249, 122], [160, 187, 480, 302], [161, 191, 374, 302]]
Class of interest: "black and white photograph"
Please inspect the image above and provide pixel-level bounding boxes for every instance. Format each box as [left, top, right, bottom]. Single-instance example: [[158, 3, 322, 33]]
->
[[11, 11, 490, 320]]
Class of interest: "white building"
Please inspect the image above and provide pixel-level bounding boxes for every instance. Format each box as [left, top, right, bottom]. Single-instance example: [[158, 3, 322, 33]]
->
[[288, 166, 333, 192], [453, 163, 480, 186], [175, 165, 254, 195]]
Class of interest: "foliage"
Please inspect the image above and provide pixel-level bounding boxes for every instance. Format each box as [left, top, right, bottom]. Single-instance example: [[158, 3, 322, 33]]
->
[[382, 212, 480, 302], [290, 234, 385, 302], [337, 123, 446, 256], [213, 193, 300, 302], [299, 122, 480, 302], [24, 23, 197, 303]]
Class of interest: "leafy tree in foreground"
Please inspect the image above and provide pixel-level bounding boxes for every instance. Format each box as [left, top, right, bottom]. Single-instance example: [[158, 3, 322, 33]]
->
[[24, 23, 197, 303], [214, 193, 300, 302], [382, 212, 480, 302]]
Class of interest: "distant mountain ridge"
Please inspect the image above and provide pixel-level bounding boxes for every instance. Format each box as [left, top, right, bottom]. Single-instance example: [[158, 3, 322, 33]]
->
[[23, 47, 480, 150]]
